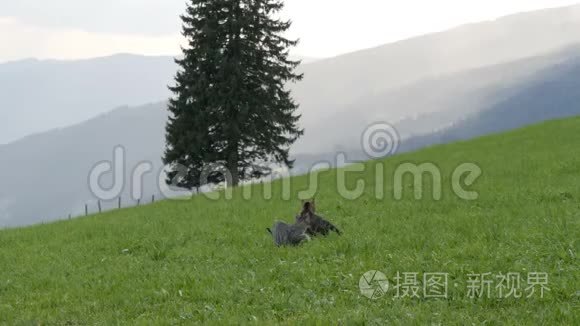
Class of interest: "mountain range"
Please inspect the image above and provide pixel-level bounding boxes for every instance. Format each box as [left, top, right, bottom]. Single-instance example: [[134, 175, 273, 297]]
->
[[2, 4, 580, 227]]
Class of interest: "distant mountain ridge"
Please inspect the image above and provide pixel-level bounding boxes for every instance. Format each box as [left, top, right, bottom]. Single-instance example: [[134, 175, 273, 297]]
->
[[3, 45, 580, 227], [0, 54, 175, 144], [303, 45, 580, 154], [292, 3, 580, 147], [0, 54, 320, 144], [3, 4, 580, 145], [3, 4, 580, 227]]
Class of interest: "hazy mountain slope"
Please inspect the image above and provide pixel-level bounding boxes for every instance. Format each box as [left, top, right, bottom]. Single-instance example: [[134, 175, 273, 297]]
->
[[0, 55, 317, 144], [398, 57, 580, 153], [3, 46, 580, 227], [3, 5, 580, 146], [293, 4, 580, 131], [0, 103, 167, 227], [3, 5, 580, 227], [0, 54, 176, 144], [299, 46, 580, 154]]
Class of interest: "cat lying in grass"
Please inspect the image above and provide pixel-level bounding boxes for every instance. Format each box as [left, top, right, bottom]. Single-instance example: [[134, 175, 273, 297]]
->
[[267, 199, 341, 246]]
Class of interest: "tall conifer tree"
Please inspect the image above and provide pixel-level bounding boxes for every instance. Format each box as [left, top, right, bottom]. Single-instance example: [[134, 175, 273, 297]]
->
[[164, 0, 303, 188]]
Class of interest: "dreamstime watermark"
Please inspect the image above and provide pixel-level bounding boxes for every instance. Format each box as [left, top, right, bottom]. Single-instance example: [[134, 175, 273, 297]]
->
[[87, 122, 483, 202], [87, 146, 194, 202], [359, 270, 550, 300], [362, 122, 400, 158]]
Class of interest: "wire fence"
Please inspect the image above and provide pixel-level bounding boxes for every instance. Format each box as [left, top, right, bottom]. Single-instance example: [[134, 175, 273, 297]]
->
[[70, 194, 158, 220]]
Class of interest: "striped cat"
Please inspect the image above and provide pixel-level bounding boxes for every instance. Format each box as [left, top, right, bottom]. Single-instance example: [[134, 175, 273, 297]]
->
[[267, 221, 311, 246], [296, 199, 341, 236]]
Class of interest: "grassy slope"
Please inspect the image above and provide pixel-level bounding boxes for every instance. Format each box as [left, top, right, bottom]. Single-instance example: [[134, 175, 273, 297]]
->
[[1, 118, 579, 325]]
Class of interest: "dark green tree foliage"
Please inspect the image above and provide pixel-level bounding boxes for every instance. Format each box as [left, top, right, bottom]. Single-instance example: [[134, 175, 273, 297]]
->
[[164, 0, 303, 189]]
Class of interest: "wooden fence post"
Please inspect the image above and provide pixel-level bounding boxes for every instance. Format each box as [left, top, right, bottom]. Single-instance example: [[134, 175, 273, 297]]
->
[[118, 197, 121, 209], [98, 200, 102, 213], [85, 204, 88, 216], [152, 194, 155, 203]]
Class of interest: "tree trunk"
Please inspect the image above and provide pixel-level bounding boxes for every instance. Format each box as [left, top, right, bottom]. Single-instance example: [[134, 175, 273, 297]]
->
[[227, 149, 240, 187]]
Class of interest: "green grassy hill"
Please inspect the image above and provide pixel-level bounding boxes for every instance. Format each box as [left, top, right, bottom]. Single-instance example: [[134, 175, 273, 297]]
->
[[1, 118, 579, 324]]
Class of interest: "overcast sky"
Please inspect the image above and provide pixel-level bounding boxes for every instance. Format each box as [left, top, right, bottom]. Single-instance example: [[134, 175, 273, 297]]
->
[[1, 0, 580, 62]]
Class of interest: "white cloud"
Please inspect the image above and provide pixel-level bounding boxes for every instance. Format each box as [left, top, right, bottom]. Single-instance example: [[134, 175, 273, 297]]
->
[[0, 17, 16, 24], [0, 17, 182, 62], [1, 0, 580, 61], [0, 0, 185, 35], [283, 0, 580, 57]]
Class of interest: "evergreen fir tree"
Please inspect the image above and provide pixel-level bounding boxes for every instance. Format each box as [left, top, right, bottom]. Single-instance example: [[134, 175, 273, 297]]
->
[[164, 0, 303, 188]]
